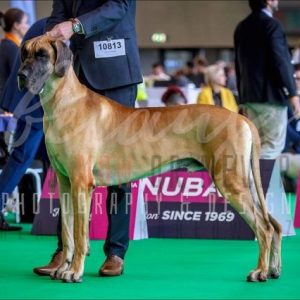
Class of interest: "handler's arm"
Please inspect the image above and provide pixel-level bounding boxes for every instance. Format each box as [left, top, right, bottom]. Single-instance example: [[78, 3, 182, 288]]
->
[[46, 0, 131, 40], [46, 0, 70, 31], [268, 22, 300, 118], [77, 0, 131, 38], [268, 22, 297, 99]]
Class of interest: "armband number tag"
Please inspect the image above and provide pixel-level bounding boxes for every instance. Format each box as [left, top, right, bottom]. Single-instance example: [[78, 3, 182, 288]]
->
[[93, 39, 126, 58]]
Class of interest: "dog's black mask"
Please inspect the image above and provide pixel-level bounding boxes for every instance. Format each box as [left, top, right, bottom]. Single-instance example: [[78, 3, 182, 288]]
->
[[17, 36, 73, 95]]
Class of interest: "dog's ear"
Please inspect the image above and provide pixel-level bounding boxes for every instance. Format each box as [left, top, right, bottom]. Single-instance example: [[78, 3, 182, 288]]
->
[[20, 41, 29, 62], [51, 40, 73, 77]]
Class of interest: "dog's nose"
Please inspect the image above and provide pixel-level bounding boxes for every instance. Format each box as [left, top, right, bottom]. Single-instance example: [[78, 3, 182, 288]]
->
[[17, 70, 29, 91], [17, 69, 29, 80]]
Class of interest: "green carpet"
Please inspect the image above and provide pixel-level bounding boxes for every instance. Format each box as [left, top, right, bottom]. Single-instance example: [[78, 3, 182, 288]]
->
[[0, 195, 299, 299]]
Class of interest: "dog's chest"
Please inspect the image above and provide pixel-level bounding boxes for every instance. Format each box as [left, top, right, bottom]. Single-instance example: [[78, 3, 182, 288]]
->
[[44, 128, 69, 176]]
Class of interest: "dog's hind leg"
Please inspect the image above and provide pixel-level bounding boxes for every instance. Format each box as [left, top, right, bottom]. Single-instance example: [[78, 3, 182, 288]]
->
[[61, 173, 94, 283], [246, 123, 281, 281], [211, 157, 273, 282], [220, 183, 273, 281], [268, 214, 282, 279], [240, 197, 274, 282], [50, 173, 74, 280]]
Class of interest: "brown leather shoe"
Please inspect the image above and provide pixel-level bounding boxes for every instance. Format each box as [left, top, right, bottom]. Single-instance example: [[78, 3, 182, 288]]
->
[[33, 250, 63, 276], [99, 255, 124, 277]]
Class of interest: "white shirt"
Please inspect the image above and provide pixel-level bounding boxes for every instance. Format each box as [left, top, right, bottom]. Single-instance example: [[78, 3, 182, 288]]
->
[[262, 8, 273, 18]]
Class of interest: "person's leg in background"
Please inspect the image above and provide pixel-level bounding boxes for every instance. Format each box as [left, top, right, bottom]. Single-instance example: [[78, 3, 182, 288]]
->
[[243, 103, 289, 233], [244, 103, 288, 160], [243, 103, 288, 190], [0, 119, 44, 230]]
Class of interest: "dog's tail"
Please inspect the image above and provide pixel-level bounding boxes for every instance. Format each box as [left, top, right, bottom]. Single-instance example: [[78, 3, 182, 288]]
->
[[246, 119, 271, 229]]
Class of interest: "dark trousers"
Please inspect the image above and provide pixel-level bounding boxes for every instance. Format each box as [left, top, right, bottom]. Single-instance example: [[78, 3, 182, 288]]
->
[[97, 85, 137, 259], [56, 70, 137, 258], [0, 120, 44, 209]]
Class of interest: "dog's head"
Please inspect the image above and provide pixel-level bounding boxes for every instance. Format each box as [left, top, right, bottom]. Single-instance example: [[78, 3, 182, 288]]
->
[[17, 35, 73, 95]]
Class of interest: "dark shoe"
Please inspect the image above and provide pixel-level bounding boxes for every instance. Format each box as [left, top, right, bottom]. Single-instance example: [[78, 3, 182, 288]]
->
[[0, 213, 22, 231], [99, 255, 124, 277], [33, 250, 63, 276]]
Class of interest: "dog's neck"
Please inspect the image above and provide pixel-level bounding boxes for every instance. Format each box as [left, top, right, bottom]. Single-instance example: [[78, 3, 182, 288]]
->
[[39, 66, 86, 118]]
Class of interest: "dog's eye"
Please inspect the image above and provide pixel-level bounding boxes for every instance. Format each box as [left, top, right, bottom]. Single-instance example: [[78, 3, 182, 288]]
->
[[35, 49, 49, 59]]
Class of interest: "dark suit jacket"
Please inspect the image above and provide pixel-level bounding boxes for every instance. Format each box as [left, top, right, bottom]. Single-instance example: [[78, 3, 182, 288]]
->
[[0, 18, 48, 129], [46, 0, 142, 90], [234, 11, 296, 105], [0, 39, 19, 100]]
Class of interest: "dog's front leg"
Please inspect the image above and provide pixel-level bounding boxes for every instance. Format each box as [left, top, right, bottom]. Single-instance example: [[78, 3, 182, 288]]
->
[[50, 173, 74, 280], [61, 182, 92, 283]]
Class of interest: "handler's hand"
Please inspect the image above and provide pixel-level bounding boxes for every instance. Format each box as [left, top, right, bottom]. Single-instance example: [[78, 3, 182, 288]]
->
[[290, 95, 300, 119], [47, 21, 73, 40]]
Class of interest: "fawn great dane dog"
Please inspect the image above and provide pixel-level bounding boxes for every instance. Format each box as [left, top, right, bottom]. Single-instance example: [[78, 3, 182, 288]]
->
[[18, 35, 282, 283]]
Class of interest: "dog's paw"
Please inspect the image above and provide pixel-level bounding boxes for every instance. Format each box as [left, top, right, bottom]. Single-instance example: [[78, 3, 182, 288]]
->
[[50, 269, 60, 280], [247, 269, 268, 282], [268, 267, 281, 279], [61, 270, 83, 283], [50, 261, 71, 280]]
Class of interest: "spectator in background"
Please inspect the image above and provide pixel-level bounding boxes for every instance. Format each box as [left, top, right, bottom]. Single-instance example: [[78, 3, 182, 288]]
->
[[173, 68, 192, 87], [234, 0, 300, 160], [184, 58, 208, 88], [185, 60, 198, 87], [225, 62, 238, 96], [0, 18, 48, 233], [0, 8, 29, 175], [150, 62, 171, 81], [215, 60, 227, 69], [0, 8, 29, 98], [144, 62, 171, 87], [197, 64, 238, 113], [235, 0, 300, 220], [161, 85, 188, 107], [193, 57, 208, 88]]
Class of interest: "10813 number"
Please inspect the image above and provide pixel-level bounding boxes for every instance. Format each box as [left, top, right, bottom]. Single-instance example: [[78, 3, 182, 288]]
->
[[98, 42, 122, 51]]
